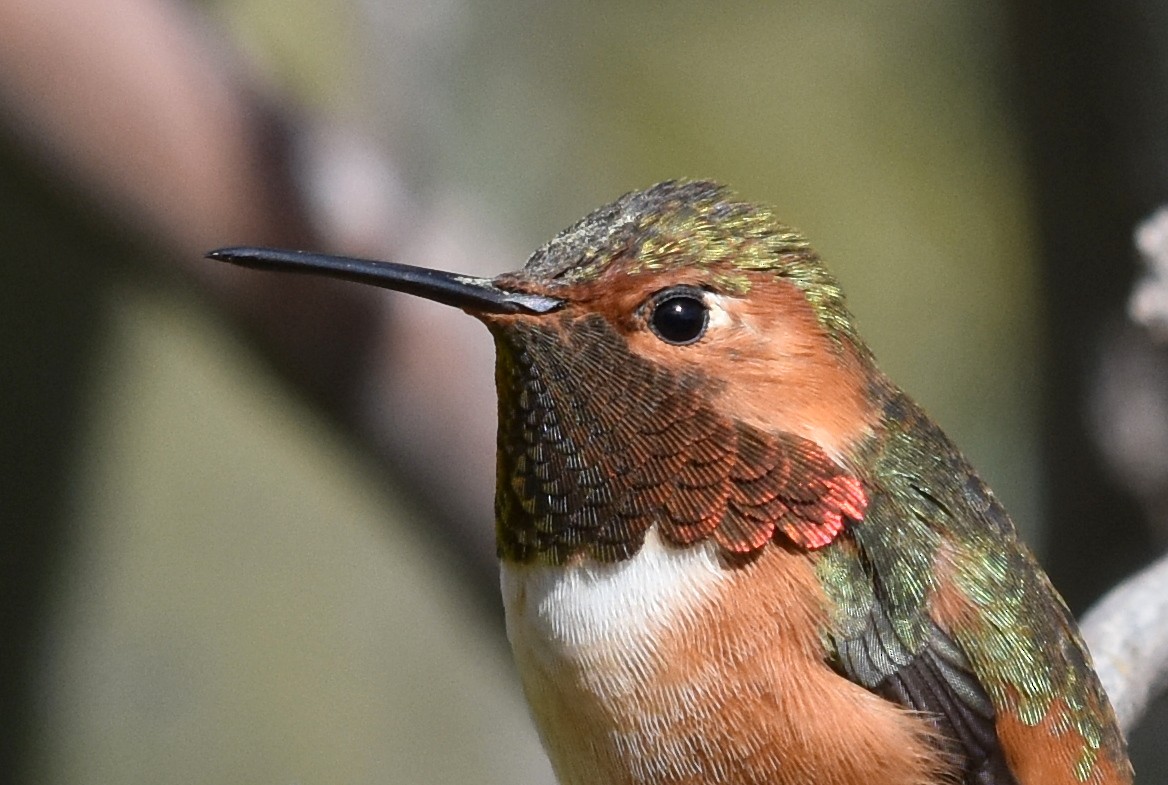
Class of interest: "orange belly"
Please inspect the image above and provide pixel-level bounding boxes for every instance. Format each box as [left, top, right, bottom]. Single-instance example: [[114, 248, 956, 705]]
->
[[502, 532, 950, 785]]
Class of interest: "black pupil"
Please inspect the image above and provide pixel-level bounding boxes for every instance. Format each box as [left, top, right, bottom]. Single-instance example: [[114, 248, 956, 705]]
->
[[651, 294, 708, 345]]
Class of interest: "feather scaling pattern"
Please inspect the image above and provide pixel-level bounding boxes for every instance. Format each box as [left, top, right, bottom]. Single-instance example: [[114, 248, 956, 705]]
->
[[493, 313, 866, 565]]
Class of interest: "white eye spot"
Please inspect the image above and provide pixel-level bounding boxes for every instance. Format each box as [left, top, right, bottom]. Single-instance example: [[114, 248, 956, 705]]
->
[[705, 293, 734, 331]]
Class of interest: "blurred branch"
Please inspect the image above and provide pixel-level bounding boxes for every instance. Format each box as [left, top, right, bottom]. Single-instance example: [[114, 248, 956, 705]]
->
[[0, 0, 504, 578], [1082, 206, 1168, 735], [0, 0, 392, 400], [1082, 552, 1168, 733], [1131, 208, 1168, 340], [0, 0, 288, 250]]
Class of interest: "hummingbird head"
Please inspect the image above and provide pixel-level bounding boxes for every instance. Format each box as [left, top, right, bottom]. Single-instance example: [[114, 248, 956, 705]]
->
[[209, 180, 877, 564]]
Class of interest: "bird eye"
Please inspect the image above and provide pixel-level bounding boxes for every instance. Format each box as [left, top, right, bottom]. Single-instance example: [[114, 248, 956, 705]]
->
[[648, 289, 709, 345]]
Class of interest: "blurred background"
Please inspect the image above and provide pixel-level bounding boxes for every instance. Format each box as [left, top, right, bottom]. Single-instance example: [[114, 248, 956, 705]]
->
[[2, 1, 1167, 783]]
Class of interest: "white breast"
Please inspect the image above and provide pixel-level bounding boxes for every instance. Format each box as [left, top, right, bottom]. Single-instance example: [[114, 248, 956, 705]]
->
[[501, 529, 724, 671], [499, 529, 728, 784]]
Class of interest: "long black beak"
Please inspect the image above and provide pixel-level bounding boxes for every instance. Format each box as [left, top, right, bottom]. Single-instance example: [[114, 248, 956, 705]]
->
[[206, 247, 563, 315]]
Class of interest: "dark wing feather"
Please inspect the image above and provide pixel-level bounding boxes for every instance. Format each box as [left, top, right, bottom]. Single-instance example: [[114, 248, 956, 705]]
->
[[830, 590, 1016, 785]]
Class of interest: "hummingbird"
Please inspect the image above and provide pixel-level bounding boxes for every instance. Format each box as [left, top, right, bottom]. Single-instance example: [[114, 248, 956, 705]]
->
[[209, 180, 1132, 785]]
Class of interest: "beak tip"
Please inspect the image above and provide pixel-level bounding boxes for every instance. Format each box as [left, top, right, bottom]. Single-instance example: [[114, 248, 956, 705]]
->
[[206, 248, 240, 267], [206, 247, 251, 264], [205, 246, 285, 272]]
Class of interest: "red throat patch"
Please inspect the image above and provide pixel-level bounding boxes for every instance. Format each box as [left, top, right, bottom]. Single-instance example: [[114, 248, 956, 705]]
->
[[494, 315, 870, 564], [712, 429, 868, 554], [780, 472, 867, 549]]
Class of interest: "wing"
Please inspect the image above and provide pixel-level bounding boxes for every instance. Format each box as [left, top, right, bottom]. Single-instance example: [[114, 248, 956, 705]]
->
[[822, 389, 1131, 785], [830, 593, 1016, 785]]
